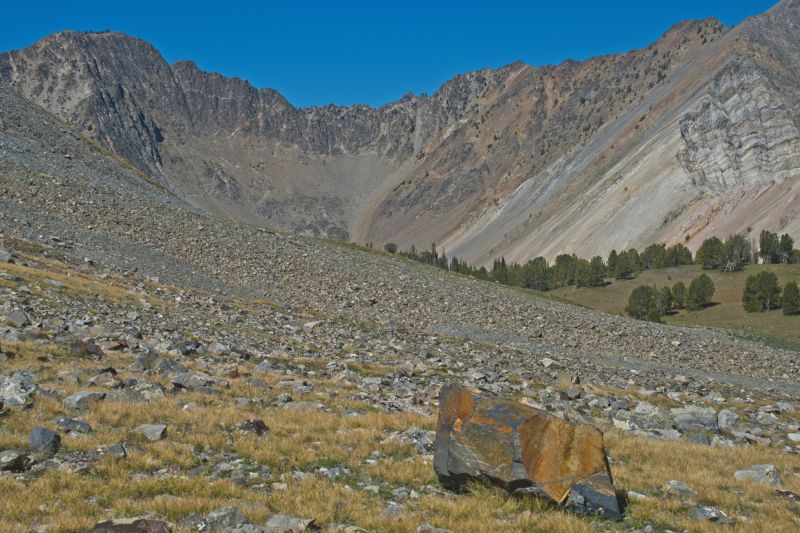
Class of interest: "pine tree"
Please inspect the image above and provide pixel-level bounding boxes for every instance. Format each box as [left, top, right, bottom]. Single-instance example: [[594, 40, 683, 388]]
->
[[742, 271, 781, 312], [695, 237, 725, 270], [657, 286, 673, 314], [686, 274, 715, 311], [782, 281, 800, 315], [760, 230, 780, 264], [672, 281, 686, 309], [626, 285, 658, 319], [607, 250, 618, 277]]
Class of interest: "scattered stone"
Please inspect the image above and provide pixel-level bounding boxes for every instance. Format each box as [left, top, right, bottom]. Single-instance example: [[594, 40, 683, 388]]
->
[[434, 384, 621, 520], [717, 409, 738, 430], [89, 517, 171, 532], [303, 320, 322, 333], [0, 370, 38, 406], [665, 480, 696, 498], [263, 514, 318, 532], [734, 464, 780, 486], [70, 341, 105, 359], [417, 524, 453, 533], [63, 391, 106, 410], [670, 406, 718, 432], [29, 427, 61, 458], [689, 505, 735, 525], [0, 449, 31, 472], [382, 427, 436, 455], [206, 506, 247, 530], [135, 424, 167, 441], [0, 249, 13, 263], [776, 489, 800, 502], [236, 419, 269, 436]]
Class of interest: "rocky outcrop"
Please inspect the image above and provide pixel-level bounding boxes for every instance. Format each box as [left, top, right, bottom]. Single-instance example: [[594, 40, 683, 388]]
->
[[434, 384, 620, 520], [678, 59, 800, 192]]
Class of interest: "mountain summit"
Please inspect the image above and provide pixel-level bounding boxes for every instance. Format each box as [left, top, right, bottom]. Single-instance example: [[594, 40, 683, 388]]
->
[[2, 0, 800, 264]]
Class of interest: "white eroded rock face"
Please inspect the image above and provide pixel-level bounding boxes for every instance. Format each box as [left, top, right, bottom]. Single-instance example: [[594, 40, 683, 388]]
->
[[678, 59, 800, 193]]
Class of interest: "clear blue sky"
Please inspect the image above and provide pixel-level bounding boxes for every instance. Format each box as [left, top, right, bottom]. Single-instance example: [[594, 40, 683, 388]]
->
[[1, 0, 778, 107]]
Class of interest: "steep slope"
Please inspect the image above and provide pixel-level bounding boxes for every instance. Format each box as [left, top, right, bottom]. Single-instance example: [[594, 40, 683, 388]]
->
[[1, 1, 799, 263], [442, 0, 800, 263]]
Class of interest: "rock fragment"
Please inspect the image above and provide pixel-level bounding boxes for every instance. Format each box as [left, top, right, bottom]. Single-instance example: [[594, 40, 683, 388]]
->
[[90, 517, 171, 532], [135, 424, 167, 441], [734, 464, 780, 486], [29, 427, 61, 458]]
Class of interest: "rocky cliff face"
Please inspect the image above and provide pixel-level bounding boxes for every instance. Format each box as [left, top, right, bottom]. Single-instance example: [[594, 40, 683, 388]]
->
[[1, 1, 799, 262]]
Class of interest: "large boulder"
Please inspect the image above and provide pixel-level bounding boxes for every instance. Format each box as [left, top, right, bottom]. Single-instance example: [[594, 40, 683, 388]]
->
[[434, 384, 621, 520]]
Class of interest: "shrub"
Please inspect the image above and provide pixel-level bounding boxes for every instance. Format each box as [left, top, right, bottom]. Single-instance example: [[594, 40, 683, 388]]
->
[[383, 243, 398, 254]]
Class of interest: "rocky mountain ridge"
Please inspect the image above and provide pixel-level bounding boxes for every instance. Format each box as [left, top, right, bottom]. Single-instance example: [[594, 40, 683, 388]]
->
[[2, 1, 800, 264]]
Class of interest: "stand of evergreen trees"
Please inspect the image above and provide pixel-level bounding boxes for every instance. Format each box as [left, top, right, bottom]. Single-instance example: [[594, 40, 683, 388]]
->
[[388, 229, 798, 297]]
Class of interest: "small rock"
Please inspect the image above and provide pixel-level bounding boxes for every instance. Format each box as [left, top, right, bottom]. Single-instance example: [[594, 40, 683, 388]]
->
[[776, 489, 800, 502], [29, 427, 61, 458], [541, 357, 560, 369], [63, 391, 106, 410], [135, 424, 167, 441], [264, 514, 318, 532], [670, 406, 718, 432], [689, 505, 735, 525], [627, 490, 648, 501], [303, 320, 322, 333], [717, 409, 738, 430], [206, 506, 247, 529], [734, 464, 780, 486], [417, 524, 453, 533], [236, 419, 269, 436], [70, 341, 105, 360], [90, 517, 171, 532], [0, 449, 31, 472], [55, 418, 92, 434], [665, 480, 696, 498]]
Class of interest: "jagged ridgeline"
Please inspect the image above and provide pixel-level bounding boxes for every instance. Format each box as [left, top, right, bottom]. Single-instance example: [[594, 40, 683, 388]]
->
[[2, 0, 800, 265]]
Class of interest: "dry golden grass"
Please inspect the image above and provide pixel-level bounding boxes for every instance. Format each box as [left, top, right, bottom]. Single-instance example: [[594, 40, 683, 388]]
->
[[2, 336, 799, 532]]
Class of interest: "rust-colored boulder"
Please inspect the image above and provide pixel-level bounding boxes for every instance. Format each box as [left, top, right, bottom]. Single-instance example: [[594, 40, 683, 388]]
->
[[433, 384, 621, 520]]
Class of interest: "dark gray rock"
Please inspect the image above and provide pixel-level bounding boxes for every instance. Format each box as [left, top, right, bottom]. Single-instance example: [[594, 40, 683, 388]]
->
[[0, 449, 31, 472], [55, 417, 92, 434], [670, 406, 718, 432], [206, 506, 247, 529], [29, 427, 61, 458]]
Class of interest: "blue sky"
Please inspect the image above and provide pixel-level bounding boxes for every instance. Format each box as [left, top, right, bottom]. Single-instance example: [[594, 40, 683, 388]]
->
[[1, 0, 778, 107]]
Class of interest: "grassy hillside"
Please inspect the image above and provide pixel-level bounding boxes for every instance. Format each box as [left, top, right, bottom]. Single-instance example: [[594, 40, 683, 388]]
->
[[553, 264, 800, 350]]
